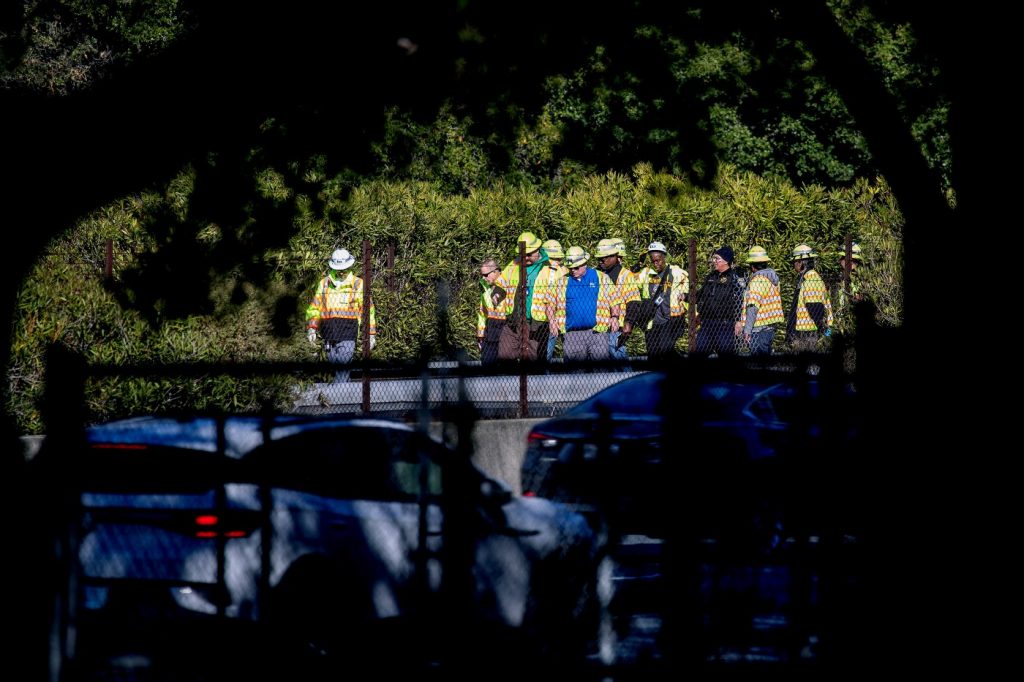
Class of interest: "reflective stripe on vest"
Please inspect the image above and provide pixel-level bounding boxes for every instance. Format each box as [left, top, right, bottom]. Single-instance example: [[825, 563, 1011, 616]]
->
[[477, 283, 506, 336], [740, 272, 784, 328], [495, 261, 552, 320], [306, 273, 377, 335], [794, 269, 833, 331]]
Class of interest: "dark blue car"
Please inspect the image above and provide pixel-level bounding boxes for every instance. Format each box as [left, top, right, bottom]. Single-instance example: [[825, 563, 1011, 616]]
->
[[520, 370, 861, 665], [521, 371, 840, 537]]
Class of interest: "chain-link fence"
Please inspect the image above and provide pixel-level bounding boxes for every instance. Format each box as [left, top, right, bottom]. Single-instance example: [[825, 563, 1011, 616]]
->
[[26, 342, 882, 680]]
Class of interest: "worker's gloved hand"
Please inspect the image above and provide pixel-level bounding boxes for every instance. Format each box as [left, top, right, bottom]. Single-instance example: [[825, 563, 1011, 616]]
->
[[823, 327, 832, 338], [369, 335, 377, 351], [307, 328, 317, 345]]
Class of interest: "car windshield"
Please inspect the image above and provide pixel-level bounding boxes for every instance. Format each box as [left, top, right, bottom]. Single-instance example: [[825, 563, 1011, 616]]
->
[[241, 425, 446, 500], [563, 375, 812, 423], [565, 372, 665, 416]]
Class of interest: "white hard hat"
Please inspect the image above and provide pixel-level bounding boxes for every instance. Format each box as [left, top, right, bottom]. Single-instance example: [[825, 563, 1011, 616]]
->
[[328, 248, 355, 270], [647, 241, 668, 255], [596, 238, 620, 257]]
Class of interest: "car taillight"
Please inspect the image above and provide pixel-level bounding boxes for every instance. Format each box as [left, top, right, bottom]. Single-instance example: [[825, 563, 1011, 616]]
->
[[527, 432, 559, 448], [87, 507, 260, 539], [191, 513, 256, 539], [522, 491, 537, 497]]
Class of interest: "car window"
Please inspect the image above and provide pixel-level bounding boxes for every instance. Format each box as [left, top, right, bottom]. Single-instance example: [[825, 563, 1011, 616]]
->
[[72, 443, 231, 492], [243, 426, 444, 501], [746, 394, 777, 423], [567, 372, 665, 416], [763, 383, 809, 425], [384, 430, 444, 498]]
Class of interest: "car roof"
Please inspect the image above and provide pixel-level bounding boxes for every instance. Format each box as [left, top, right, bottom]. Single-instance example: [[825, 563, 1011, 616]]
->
[[84, 414, 421, 459], [563, 372, 817, 420]]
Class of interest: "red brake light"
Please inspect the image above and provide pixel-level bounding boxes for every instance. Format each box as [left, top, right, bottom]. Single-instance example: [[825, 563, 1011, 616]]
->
[[527, 431, 559, 447], [522, 491, 537, 497], [192, 513, 254, 539]]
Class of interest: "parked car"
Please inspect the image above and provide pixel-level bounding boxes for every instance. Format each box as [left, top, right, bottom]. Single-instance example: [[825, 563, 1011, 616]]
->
[[520, 370, 861, 665], [521, 370, 850, 537], [49, 414, 602, 674]]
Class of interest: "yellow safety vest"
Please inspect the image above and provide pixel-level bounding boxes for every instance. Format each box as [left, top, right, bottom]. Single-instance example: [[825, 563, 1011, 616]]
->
[[306, 272, 377, 335], [794, 269, 833, 332], [638, 265, 688, 329], [494, 261, 553, 322], [477, 281, 506, 337], [608, 267, 641, 325], [739, 272, 784, 329], [533, 262, 567, 323]]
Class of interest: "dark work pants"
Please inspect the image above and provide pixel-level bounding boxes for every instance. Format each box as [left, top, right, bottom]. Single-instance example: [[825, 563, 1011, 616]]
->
[[645, 317, 685, 358], [481, 318, 504, 364], [695, 319, 737, 356]]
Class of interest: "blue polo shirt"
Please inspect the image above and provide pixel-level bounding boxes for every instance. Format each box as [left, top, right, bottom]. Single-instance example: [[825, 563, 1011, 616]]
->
[[564, 268, 599, 331]]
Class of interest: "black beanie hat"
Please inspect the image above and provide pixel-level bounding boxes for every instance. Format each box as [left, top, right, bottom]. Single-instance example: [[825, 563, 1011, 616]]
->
[[714, 246, 734, 265]]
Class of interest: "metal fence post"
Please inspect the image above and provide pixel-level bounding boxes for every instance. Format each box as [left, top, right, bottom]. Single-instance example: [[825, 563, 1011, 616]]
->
[[688, 238, 697, 354], [214, 413, 228, 620], [387, 242, 396, 294], [843, 233, 853, 298], [518, 240, 528, 418], [362, 239, 372, 414], [104, 239, 113, 282]]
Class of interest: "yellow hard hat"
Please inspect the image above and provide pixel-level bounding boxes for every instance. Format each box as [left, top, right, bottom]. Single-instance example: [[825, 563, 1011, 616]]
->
[[542, 239, 564, 259], [746, 246, 771, 263], [595, 238, 620, 257], [792, 243, 816, 260], [565, 246, 589, 267], [611, 237, 627, 258], [517, 231, 542, 252]]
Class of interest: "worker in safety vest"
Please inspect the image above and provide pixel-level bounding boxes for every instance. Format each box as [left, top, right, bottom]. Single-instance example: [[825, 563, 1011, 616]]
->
[[786, 243, 833, 352], [622, 241, 689, 359], [306, 248, 376, 382], [736, 246, 784, 356], [596, 237, 639, 363], [477, 257, 505, 364], [555, 246, 620, 361], [493, 231, 556, 361], [537, 239, 568, 361]]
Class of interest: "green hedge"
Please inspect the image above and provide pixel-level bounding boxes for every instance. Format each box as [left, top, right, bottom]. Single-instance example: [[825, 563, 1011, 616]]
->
[[6, 163, 902, 432]]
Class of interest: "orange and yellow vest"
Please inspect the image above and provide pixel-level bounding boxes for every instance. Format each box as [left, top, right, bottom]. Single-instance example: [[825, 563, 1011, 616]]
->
[[794, 269, 833, 332], [477, 280, 506, 337], [494, 261, 554, 322], [739, 271, 784, 329], [305, 272, 377, 335], [637, 265, 689, 330]]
